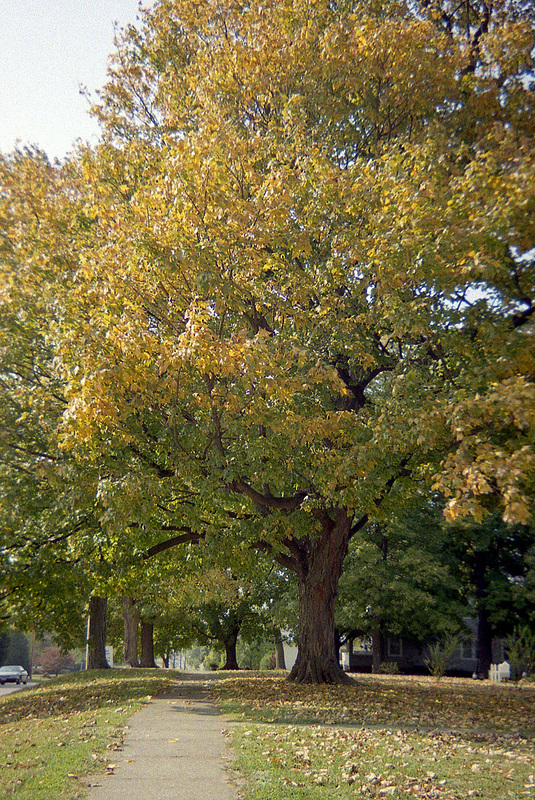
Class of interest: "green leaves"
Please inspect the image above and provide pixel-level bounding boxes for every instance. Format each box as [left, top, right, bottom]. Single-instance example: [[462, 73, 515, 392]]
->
[[2, 0, 534, 680]]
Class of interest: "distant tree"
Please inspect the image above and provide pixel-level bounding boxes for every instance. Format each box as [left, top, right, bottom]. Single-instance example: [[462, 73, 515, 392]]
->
[[185, 573, 278, 671], [0, 630, 30, 670], [444, 515, 535, 676], [237, 634, 277, 671], [38, 645, 75, 675], [336, 506, 464, 672], [506, 625, 535, 678], [152, 607, 198, 668]]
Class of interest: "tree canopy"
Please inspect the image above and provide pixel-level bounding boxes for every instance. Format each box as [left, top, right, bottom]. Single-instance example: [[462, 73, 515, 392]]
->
[[1, 0, 534, 682]]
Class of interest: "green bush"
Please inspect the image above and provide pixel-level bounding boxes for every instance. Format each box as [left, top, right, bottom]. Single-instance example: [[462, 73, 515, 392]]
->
[[424, 635, 460, 679], [379, 661, 400, 674], [506, 625, 535, 678]]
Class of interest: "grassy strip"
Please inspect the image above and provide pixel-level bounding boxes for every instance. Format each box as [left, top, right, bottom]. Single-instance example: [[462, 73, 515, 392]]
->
[[0, 669, 178, 799], [213, 674, 535, 800]]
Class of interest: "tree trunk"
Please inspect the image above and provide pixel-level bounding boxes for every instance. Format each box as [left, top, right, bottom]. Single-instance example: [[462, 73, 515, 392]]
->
[[287, 509, 353, 684], [122, 596, 140, 667], [372, 529, 388, 674], [274, 631, 286, 669], [140, 620, 157, 668], [221, 630, 240, 670], [477, 605, 493, 678], [87, 596, 109, 670], [372, 624, 385, 674], [474, 550, 492, 678]]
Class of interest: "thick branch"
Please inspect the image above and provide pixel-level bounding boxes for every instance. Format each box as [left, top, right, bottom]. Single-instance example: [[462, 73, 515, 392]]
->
[[512, 300, 533, 329], [144, 529, 202, 559], [229, 478, 308, 510], [348, 458, 411, 539], [349, 512, 369, 538]]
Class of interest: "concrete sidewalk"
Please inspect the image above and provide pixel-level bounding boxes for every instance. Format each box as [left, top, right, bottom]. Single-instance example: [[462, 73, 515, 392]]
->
[[86, 673, 239, 800]]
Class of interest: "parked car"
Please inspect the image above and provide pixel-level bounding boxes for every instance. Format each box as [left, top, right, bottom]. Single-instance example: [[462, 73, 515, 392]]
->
[[0, 665, 28, 685]]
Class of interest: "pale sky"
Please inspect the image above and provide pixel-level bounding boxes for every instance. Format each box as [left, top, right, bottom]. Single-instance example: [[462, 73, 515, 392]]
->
[[0, 0, 154, 160]]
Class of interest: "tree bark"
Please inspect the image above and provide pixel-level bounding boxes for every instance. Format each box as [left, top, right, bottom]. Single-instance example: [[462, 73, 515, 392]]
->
[[221, 629, 240, 670], [274, 631, 286, 669], [287, 509, 353, 684], [474, 550, 493, 678], [122, 596, 140, 667], [87, 596, 109, 670], [140, 620, 157, 668], [372, 624, 385, 674], [477, 604, 493, 678]]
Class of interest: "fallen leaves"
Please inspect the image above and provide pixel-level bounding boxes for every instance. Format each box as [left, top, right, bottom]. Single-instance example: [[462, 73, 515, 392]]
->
[[223, 674, 535, 800], [0, 669, 175, 798], [0, 671, 173, 725], [238, 717, 535, 797], [213, 673, 535, 734]]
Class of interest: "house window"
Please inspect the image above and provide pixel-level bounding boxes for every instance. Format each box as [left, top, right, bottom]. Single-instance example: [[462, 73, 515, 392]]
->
[[460, 640, 475, 660], [388, 637, 402, 657], [352, 637, 373, 653]]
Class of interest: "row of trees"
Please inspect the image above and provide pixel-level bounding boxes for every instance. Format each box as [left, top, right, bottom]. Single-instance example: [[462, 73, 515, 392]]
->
[[1, 0, 534, 682], [3, 498, 534, 676]]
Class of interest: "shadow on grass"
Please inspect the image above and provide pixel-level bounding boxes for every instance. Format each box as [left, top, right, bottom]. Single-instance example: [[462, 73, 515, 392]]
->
[[211, 673, 535, 739]]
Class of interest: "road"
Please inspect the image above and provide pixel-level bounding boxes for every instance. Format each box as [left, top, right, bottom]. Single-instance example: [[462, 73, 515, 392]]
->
[[0, 681, 35, 698]]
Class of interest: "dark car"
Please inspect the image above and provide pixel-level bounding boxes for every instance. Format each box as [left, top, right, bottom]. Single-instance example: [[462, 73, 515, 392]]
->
[[0, 665, 28, 685]]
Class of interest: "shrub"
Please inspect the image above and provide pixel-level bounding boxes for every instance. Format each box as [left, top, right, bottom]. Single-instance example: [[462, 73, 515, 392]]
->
[[37, 646, 75, 675], [424, 635, 460, 679], [506, 625, 535, 678], [380, 661, 400, 674]]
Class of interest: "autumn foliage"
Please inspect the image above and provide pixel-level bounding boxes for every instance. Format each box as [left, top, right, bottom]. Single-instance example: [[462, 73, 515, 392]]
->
[[1, 0, 534, 681]]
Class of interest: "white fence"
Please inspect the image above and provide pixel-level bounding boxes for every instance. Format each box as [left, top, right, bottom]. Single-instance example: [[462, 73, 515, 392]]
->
[[488, 661, 510, 682]]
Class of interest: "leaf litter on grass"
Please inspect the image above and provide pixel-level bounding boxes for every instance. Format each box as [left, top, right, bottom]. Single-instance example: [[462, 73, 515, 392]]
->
[[213, 673, 535, 733], [0, 669, 179, 799], [236, 722, 535, 799], [214, 674, 535, 800]]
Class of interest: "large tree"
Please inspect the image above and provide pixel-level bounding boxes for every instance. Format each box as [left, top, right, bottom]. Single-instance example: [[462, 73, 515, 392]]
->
[[4, 1, 534, 683], [0, 149, 92, 644], [0, 149, 142, 658], [55, 0, 534, 683]]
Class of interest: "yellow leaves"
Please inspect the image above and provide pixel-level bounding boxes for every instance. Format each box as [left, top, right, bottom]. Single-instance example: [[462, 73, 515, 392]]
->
[[482, 20, 535, 77], [502, 499, 533, 526], [4, 0, 531, 547], [432, 373, 535, 523], [292, 231, 312, 259], [179, 317, 251, 383], [436, 443, 534, 525]]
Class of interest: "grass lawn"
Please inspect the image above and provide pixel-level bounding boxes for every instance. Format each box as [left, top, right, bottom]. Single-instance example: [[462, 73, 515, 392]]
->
[[212, 672, 535, 800], [0, 669, 533, 799], [0, 669, 178, 799]]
